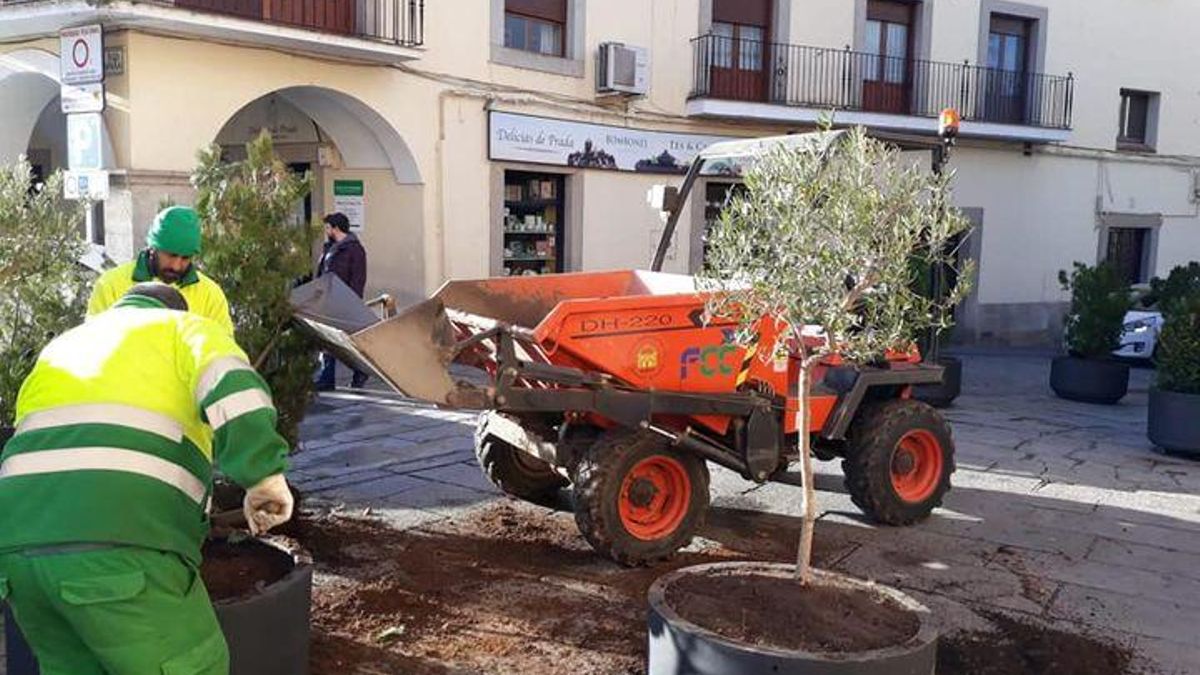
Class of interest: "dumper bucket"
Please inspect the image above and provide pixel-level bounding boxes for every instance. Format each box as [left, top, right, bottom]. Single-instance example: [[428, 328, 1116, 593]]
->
[[290, 276, 468, 406], [290, 270, 702, 408]]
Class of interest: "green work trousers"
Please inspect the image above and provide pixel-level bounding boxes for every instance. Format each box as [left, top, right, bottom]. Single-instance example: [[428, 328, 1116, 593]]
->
[[0, 546, 229, 675]]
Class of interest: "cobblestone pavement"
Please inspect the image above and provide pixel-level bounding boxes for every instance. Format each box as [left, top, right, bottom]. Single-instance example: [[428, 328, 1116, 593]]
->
[[4, 351, 1199, 673]]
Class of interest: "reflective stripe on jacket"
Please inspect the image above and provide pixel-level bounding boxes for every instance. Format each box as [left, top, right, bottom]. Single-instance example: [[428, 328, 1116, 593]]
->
[[0, 302, 288, 564]]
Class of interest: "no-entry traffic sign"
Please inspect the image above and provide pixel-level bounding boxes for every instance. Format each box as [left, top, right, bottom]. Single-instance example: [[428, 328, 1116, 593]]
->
[[60, 25, 104, 85]]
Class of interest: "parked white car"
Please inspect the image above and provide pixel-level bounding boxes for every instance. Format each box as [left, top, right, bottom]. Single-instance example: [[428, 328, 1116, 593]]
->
[[1114, 309, 1164, 360]]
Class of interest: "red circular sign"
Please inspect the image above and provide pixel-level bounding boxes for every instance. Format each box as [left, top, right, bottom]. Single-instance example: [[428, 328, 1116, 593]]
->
[[72, 38, 89, 69]]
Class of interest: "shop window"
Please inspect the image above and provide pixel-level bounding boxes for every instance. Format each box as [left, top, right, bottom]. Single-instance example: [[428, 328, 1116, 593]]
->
[[1118, 89, 1159, 152], [502, 171, 565, 276], [504, 0, 566, 57]]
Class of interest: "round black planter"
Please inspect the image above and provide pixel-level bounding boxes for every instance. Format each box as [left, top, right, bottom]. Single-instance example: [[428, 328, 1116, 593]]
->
[[912, 357, 962, 408], [215, 537, 313, 675], [1049, 355, 1129, 405], [4, 537, 311, 675], [648, 562, 938, 675], [1148, 387, 1200, 457]]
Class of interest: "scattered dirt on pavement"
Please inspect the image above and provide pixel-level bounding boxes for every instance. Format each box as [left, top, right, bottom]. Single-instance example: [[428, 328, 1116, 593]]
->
[[291, 501, 1141, 675], [665, 572, 920, 652], [937, 611, 1135, 675], [200, 538, 294, 602]]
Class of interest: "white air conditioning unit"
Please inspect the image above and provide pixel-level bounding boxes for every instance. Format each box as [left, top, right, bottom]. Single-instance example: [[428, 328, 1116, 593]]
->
[[597, 42, 649, 95]]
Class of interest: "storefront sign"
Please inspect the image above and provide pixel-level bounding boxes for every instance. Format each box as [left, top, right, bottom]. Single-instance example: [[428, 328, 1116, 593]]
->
[[333, 180, 365, 230], [489, 112, 733, 174], [60, 25, 104, 85]]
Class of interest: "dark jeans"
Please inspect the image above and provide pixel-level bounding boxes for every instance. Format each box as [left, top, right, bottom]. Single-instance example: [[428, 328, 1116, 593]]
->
[[316, 352, 368, 389]]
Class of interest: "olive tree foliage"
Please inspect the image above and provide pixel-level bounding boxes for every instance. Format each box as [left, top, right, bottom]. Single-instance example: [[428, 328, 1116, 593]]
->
[[0, 162, 91, 427], [192, 132, 319, 446], [699, 127, 974, 583]]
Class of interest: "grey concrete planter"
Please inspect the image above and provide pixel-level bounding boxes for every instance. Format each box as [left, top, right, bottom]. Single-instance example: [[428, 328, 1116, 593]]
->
[[1148, 387, 1200, 457], [4, 537, 311, 675], [648, 562, 938, 675], [912, 357, 962, 408], [1049, 355, 1129, 405]]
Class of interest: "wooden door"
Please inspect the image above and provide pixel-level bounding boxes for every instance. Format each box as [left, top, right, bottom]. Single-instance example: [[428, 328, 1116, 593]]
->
[[264, 0, 354, 34], [707, 0, 771, 102], [862, 0, 913, 114]]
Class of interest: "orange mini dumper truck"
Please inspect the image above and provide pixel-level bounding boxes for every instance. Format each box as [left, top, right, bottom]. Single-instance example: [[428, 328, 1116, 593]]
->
[[291, 132, 954, 566]]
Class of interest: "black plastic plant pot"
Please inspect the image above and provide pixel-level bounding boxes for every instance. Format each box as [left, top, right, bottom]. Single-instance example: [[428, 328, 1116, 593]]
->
[[1049, 355, 1129, 405], [1148, 387, 1200, 457], [213, 536, 313, 675], [648, 562, 938, 675], [4, 537, 311, 675], [912, 357, 962, 408]]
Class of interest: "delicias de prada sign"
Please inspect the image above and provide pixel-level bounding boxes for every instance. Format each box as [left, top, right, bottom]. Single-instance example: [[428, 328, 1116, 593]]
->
[[489, 111, 732, 174]]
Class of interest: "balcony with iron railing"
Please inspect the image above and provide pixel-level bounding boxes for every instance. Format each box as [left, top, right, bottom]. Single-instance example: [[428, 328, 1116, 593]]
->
[[0, 0, 423, 61], [688, 34, 1074, 140]]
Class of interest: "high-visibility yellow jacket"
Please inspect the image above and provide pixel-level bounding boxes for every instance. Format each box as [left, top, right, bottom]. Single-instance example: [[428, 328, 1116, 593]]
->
[[0, 296, 289, 565], [88, 251, 234, 335]]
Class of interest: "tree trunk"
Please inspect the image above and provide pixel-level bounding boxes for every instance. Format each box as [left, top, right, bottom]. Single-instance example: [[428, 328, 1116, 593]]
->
[[794, 356, 820, 585]]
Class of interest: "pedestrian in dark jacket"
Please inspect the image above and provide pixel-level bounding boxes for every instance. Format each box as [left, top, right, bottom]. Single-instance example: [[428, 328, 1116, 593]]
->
[[315, 212, 370, 390]]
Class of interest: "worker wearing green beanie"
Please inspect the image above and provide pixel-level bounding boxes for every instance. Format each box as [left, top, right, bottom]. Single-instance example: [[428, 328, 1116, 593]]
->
[[87, 206, 233, 334]]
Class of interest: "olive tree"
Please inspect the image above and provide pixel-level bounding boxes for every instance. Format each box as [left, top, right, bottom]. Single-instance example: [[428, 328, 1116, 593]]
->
[[700, 127, 973, 583], [0, 161, 91, 426]]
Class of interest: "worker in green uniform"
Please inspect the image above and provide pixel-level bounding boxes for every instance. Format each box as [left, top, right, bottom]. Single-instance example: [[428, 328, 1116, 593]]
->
[[88, 205, 235, 335], [0, 282, 294, 675]]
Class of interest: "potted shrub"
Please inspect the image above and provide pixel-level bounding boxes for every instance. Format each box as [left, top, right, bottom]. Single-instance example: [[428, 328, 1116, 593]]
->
[[193, 131, 320, 446], [1148, 289, 1200, 456], [1050, 262, 1132, 404], [650, 127, 971, 674]]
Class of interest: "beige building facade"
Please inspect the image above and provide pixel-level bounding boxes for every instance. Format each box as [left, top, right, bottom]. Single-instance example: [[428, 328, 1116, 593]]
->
[[2, 0, 1198, 343]]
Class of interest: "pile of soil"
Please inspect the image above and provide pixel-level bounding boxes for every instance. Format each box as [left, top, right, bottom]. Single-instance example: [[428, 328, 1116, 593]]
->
[[201, 539, 295, 602], [664, 572, 920, 652], [291, 502, 1140, 675], [937, 612, 1134, 675]]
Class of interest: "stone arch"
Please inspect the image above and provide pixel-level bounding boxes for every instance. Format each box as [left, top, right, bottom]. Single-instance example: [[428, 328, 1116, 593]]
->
[[216, 85, 421, 185]]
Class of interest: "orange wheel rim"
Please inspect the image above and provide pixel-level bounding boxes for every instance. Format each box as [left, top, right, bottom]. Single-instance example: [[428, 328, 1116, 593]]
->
[[890, 430, 944, 503], [619, 456, 691, 541]]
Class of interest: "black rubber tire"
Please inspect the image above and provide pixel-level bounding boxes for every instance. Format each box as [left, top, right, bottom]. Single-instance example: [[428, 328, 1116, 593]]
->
[[474, 415, 567, 502], [843, 399, 955, 526], [572, 431, 710, 566]]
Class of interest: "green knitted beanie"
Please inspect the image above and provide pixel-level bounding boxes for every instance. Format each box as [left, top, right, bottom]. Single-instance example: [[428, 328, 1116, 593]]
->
[[147, 206, 202, 256]]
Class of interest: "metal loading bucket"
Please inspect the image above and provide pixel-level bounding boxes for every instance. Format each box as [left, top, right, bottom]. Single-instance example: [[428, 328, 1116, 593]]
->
[[290, 276, 468, 406], [290, 270, 703, 409]]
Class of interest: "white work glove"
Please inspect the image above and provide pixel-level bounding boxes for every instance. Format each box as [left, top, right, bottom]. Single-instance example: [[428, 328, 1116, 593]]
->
[[243, 474, 294, 535]]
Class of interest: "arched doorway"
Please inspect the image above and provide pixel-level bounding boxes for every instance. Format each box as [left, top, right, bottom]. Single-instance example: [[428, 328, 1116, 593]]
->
[[0, 48, 117, 247], [214, 86, 424, 304]]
